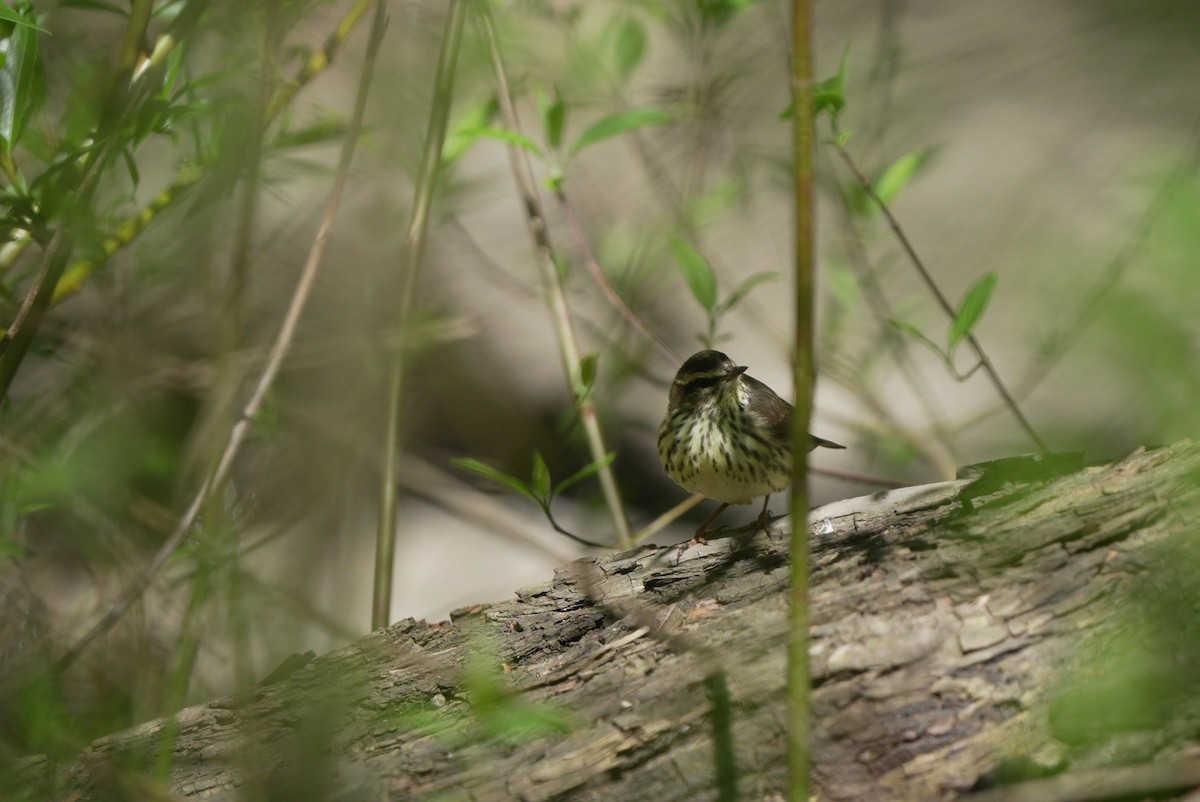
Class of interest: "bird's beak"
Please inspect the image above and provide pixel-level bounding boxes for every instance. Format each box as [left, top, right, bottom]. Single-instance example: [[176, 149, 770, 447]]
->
[[726, 365, 748, 381]]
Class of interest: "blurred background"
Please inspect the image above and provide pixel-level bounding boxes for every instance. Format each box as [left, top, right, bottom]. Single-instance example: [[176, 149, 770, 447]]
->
[[1, 0, 1198, 776]]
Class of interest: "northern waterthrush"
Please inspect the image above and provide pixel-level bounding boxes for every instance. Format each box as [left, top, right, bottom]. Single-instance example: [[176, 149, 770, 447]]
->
[[657, 349, 845, 541]]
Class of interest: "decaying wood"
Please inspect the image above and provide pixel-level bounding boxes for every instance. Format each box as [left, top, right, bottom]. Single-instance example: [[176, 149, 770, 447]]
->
[[19, 441, 1200, 801]]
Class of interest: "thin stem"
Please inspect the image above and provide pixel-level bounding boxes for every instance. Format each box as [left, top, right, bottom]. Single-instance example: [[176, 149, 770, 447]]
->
[[373, 0, 467, 631], [478, 4, 632, 548], [832, 142, 1049, 454], [788, 2, 814, 799], [53, 1, 389, 674]]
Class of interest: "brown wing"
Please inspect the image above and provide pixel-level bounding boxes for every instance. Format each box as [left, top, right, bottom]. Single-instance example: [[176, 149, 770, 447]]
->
[[741, 375, 793, 444], [742, 375, 846, 451]]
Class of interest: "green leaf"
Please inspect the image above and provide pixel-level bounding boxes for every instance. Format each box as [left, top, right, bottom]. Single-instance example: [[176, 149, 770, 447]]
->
[[948, 272, 997, 352], [814, 44, 851, 123], [889, 319, 948, 363], [579, 353, 598, 392], [0, 5, 44, 154], [121, 146, 139, 187], [720, 271, 777, 313], [442, 96, 498, 163], [697, 0, 753, 27], [530, 451, 551, 501], [670, 237, 717, 312], [0, 3, 48, 31], [271, 117, 350, 150], [468, 126, 544, 159], [553, 452, 616, 498], [537, 87, 565, 151], [451, 457, 535, 501], [613, 16, 646, 79], [873, 148, 932, 207], [481, 699, 575, 746], [570, 107, 671, 156]]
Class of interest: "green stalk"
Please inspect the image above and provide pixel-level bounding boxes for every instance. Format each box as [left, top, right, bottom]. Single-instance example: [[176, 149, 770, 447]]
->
[[373, 0, 468, 630], [788, 1, 815, 799], [478, 4, 632, 549]]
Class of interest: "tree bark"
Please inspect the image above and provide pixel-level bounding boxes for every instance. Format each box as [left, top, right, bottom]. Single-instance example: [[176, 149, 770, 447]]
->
[[19, 441, 1200, 801]]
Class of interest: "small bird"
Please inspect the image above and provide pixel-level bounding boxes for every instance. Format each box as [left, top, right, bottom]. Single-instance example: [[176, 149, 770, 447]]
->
[[657, 349, 845, 541]]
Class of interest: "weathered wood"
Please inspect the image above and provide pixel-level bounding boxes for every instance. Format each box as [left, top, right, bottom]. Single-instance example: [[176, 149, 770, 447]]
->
[[21, 441, 1200, 800]]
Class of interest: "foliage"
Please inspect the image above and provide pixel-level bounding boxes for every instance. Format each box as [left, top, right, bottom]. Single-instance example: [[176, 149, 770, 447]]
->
[[0, 0, 1195, 797]]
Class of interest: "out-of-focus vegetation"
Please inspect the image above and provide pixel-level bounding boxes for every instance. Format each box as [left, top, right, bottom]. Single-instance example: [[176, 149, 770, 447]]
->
[[0, 0, 1198, 797]]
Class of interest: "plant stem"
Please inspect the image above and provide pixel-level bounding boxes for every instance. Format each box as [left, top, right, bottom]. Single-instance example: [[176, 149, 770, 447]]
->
[[478, 4, 632, 549], [789, 2, 814, 799], [373, 0, 467, 630]]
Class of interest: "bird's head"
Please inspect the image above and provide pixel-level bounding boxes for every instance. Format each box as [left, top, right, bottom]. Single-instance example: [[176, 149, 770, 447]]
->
[[667, 349, 748, 410]]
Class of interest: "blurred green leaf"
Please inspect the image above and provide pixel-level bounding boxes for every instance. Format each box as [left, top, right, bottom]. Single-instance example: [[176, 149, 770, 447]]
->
[[271, 117, 351, 150], [553, 452, 616, 498], [697, 0, 755, 27], [121, 146, 139, 187], [948, 272, 997, 352], [0, 4, 44, 155], [537, 87, 565, 151], [451, 457, 535, 501], [467, 126, 544, 159], [0, 3, 47, 30], [720, 271, 777, 313], [579, 353, 598, 392], [481, 699, 574, 746], [613, 16, 646, 79], [570, 107, 670, 156], [824, 259, 860, 311], [530, 450, 551, 501], [814, 44, 850, 123], [442, 96, 498, 163], [670, 237, 717, 312], [873, 148, 932, 207], [889, 319, 948, 362], [464, 647, 575, 746]]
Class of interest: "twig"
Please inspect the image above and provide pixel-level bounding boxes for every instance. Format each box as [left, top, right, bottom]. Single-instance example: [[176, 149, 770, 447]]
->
[[478, 4, 632, 549], [832, 141, 1049, 454], [53, 0, 390, 674], [373, 0, 466, 631]]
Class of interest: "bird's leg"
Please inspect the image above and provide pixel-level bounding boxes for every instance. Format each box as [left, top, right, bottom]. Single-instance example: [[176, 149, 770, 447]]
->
[[690, 501, 730, 546], [751, 494, 775, 534]]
